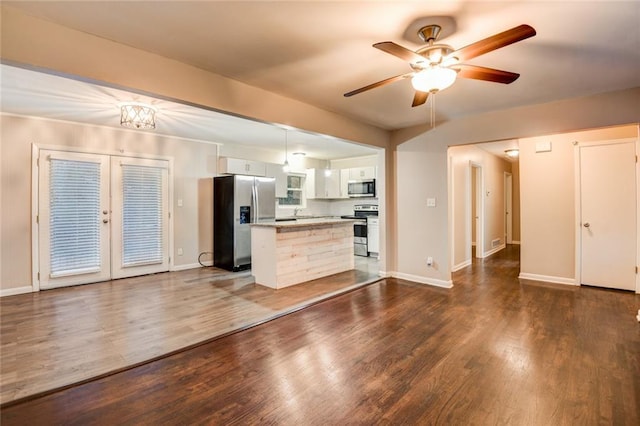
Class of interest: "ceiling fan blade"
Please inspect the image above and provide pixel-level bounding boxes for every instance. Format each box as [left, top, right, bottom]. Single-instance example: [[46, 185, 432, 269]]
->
[[455, 64, 520, 84], [412, 91, 429, 107], [451, 24, 536, 62], [374, 41, 426, 64], [344, 72, 414, 97]]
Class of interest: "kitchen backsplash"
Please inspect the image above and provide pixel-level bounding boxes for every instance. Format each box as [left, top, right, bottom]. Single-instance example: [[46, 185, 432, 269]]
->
[[275, 198, 377, 218]]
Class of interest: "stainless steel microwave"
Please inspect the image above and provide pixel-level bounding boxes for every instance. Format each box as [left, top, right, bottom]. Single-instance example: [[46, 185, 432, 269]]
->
[[348, 179, 375, 198]]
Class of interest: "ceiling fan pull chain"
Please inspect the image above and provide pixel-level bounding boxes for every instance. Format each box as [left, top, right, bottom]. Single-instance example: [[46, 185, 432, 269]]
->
[[430, 93, 436, 128]]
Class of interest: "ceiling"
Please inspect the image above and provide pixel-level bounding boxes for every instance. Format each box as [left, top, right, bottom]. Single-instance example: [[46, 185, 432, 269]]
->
[[0, 64, 378, 160], [1, 1, 639, 157]]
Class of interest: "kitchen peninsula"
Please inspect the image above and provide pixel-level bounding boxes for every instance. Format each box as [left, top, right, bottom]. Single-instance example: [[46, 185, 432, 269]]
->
[[250, 218, 356, 289]]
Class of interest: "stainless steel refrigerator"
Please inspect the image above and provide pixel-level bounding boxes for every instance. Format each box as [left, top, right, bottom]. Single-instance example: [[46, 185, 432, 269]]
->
[[213, 175, 276, 271]]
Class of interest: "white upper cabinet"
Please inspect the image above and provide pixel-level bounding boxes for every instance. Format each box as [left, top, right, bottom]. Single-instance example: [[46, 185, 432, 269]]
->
[[349, 166, 376, 180], [265, 163, 288, 198], [324, 170, 342, 199], [306, 168, 342, 199], [305, 168, 324, 199], [339, 169, 350, 199], [219, 157, 266, 176]]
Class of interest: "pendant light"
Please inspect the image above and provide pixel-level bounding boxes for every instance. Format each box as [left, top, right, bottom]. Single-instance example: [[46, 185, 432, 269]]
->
[[282, 130, 290, 173]]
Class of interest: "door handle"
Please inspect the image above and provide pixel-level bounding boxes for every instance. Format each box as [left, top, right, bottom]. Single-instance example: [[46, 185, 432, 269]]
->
[[583, 222, 590, 228]]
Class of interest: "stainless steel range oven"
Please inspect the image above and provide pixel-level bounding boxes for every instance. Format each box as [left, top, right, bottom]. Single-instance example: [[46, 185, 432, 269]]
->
[[342, 205, 378, 257]]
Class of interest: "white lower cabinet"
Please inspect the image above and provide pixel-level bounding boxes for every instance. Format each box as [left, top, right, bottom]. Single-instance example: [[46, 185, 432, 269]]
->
[[367, 217, 379, 255]]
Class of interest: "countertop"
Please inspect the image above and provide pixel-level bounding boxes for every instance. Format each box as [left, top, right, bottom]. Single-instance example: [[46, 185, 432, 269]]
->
[[250, 217, 358, 229]]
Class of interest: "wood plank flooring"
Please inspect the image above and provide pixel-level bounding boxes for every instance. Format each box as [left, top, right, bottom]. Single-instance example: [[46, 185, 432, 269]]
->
[[0, 258, 380, 405], [2, 246, 639, 424]]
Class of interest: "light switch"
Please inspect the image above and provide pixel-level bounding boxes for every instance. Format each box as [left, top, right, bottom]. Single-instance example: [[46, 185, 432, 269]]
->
[[427, 198, 436, 207], [177, 199, 183, 207]]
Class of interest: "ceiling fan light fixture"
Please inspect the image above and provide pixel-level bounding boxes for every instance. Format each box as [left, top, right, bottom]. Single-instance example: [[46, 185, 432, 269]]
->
[[505, 148, 520, 158], [120, 103, 156, 130], [411, 66, 457, 93]]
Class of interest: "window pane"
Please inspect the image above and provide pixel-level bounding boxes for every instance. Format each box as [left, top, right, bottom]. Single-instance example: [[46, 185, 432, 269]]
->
[[288, 175, 302, 189], [49, 159, 101, 275], [278, 175, 305, 206], [122, 165, 163, 267]]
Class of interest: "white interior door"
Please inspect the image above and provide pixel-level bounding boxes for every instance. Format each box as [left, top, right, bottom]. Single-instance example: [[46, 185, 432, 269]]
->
[[39, 151, 111, 289], [579, 141, 636, 291], [111, 157, 170, 279]]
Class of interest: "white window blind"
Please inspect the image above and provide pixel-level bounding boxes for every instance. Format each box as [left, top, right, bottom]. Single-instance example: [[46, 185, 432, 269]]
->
[[121, 164, 163, 267], [49, 158, 101, 276]]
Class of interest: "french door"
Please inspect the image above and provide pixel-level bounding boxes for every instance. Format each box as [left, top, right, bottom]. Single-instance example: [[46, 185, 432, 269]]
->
[[39, 150, 169, 289]]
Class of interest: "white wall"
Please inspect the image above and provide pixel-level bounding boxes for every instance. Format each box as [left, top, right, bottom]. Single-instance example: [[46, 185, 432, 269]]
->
[[395, 137, 451, 287], [519, 125, 638, 283], [0, 114, 219, 294]]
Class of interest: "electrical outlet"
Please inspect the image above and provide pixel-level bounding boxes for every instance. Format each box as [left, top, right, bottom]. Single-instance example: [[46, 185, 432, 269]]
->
[[427, 256, 433, 267], [177, 248, 183, 256]]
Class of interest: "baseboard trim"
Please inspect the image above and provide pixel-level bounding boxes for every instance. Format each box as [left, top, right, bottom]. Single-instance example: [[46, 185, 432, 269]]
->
[[377, 270, 392, 278], [483, 244, 506, 258], [518, 273, 576, 286], [452, 260, 472, 272], [510, 241, 521, 245], [0, 286, 34, 297], [392, 272, 453, 289], [171, 261, 211, 272]]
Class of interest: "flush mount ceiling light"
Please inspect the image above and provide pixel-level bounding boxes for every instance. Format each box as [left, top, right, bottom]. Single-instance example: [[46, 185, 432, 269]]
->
[[505, 149, 520, 158], [120, 103, 156, 130], [292, 152, 306, 157]]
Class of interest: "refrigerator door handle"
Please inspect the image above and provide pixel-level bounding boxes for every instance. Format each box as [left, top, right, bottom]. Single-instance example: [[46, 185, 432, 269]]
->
[[251, 183, 257, 223]]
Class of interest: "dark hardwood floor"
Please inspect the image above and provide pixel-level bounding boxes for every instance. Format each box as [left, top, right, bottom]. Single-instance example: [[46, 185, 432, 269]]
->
[[0, 259, 380, 404], [2, 246, 639, 424]]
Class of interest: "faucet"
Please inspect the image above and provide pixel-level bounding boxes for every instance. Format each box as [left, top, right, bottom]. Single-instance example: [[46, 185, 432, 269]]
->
[[294, 208, 301, 217]]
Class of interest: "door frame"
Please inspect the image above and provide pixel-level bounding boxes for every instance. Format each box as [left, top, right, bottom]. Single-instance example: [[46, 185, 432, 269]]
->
[[573, 137, 639, 294], [31, 144, 174, 292], [504, 172, 513, 244], [470, 162, 485, 259]]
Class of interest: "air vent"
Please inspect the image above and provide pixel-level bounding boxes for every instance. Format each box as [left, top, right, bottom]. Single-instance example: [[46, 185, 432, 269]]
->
[[491, 238, 501, 248]]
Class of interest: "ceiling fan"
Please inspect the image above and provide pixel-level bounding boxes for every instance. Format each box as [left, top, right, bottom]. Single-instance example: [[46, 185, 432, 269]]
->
[[344, 24, 536, 107]]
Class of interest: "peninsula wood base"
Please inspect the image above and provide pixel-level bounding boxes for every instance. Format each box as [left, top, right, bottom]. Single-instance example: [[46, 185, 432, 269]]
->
[[251, 220, 355, 289]]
